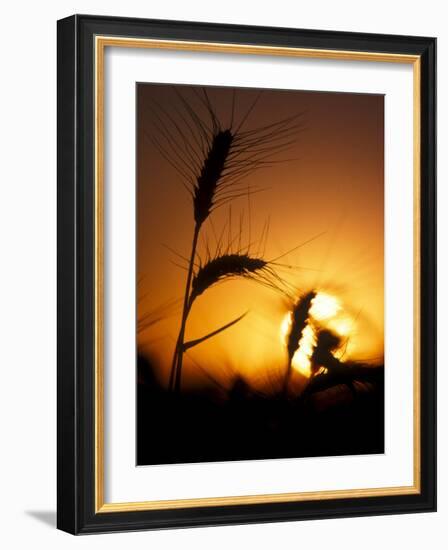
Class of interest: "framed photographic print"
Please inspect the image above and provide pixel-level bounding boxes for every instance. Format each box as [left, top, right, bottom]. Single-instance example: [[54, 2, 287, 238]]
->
[[57, 14, 436, 534]]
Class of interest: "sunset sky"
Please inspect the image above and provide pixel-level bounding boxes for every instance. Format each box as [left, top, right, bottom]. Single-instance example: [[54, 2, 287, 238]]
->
[[136, 83, 384, 392]]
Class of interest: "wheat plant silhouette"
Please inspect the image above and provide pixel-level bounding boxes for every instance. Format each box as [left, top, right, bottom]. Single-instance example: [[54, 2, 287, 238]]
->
[[146, 87, 303, 392]]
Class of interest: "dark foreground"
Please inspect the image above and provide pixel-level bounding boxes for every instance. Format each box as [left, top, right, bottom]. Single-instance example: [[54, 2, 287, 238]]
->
[[137, 355, 384, 466]]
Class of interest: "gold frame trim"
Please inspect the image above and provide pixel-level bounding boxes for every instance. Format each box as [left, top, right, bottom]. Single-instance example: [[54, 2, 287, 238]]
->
[[94, 36, 421, 513]]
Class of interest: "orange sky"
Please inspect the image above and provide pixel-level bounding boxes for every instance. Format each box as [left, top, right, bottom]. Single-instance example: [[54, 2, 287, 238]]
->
[[137, 83, 384, 391]]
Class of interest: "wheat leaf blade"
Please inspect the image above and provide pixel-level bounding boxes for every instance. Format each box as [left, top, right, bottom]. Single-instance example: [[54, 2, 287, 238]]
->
[[183, 311, 248, 351]]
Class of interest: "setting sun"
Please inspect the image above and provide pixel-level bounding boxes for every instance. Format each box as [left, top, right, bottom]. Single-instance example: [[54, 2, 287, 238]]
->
[[279, 292, 356, 378], [309, 293, 341, 321]]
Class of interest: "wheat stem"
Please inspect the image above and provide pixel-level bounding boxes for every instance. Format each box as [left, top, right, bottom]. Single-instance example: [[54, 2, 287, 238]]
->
[[283, 291, 316, 395], [169, 224, 200, 392]]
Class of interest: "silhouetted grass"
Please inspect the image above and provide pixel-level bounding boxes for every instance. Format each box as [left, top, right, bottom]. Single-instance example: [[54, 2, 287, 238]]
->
[[148, 87, 304, 392], [284, 291, 317, 392], [137, 353, 384, 466]]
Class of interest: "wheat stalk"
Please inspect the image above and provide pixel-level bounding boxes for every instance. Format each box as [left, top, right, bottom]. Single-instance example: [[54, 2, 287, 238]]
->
[[168, 128, 237, 392], [190, 254, 268, 302], [193, 130, 234, 227], [283, 290, 317, 393], [147, 87, 303, 392], [302, 329, 385, 401], [171, 249, 288, 391]]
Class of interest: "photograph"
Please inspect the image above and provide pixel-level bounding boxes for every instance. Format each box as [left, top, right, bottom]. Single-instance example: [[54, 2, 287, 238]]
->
[[136, 83, 385, 465]]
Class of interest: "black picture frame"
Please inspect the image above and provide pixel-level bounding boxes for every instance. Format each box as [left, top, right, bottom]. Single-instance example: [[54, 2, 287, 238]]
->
[[57, 14, 436, 534]]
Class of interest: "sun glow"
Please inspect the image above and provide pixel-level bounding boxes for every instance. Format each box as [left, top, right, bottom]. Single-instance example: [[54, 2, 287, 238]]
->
[[309, 292, 341, 320], [291, 323, 317, 377], [327, 316, 352, 337], [280, 311, 292, 345], [280, 292, 354, 379], [279, 312, 316, 378]]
